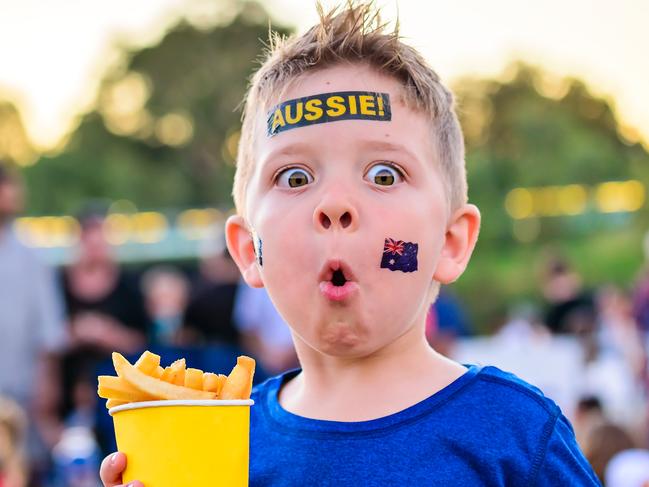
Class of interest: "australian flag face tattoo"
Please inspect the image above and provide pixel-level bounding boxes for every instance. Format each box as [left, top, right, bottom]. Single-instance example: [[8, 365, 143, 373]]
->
[[380, 237, 418, 273], [251, 231, 263, 267], [256, 237, 263, 267]]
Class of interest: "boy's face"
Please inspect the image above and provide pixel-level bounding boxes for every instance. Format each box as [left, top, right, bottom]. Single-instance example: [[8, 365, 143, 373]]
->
[[227, 64, 479, 359]]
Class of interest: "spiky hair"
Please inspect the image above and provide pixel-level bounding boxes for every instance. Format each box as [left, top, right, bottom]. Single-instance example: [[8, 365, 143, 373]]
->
[[233, 1, 466, 218]]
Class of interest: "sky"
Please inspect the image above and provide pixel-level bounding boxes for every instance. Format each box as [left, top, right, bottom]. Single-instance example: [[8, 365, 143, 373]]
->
[[0, 0, 647, 150]]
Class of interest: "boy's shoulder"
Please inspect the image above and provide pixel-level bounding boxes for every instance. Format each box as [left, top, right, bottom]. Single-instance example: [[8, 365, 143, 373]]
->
[[248, 366, 600, 486], [470, 365, 561, 415], [253, 365, 559, 409], [250, 369, 293, 406], [251, 364, 562, 432]]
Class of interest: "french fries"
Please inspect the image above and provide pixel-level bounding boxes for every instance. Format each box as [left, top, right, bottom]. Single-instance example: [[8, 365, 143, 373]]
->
[[184, 368, 204, 390], [202, 373, 226, 395], [170, 359, 186, 386], [98, 375, 155, 402], [98, 351, 255, 408], [220, 356, 256, 400], [105, 398, 128, 408], [133, 350, 160, 375]]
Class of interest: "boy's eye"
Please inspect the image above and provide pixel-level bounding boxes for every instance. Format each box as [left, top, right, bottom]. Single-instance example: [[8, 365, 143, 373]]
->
[[365, 163, 404, 186], [276, 167, 314, 188]]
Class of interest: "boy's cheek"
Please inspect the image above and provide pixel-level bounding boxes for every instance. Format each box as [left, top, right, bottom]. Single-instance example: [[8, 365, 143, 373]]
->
[[257, 228, 436, 344], [254, 224, 319, 283], [252, 188, 441, 280]]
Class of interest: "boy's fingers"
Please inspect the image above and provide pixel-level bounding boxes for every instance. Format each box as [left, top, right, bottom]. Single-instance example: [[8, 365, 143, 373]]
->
[[100, 452, 126, 486], [99, 452, 144, 487]]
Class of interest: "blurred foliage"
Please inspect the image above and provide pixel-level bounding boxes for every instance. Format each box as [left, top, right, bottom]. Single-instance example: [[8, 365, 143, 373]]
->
[[452, 63, 649, 331], [456, 62, 649, 242], [0, 101, 36, 166], [22, 0, 289, 215]]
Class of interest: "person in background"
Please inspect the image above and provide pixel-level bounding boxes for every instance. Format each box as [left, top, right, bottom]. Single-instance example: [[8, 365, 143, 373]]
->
[[186, 227, 298, 373], [596, 285, 646, 384], [0, 163, 66, 484], [181, 229, 242, 346], [632, 231, 649, 336], [572, 395, 605, 451], [583, 421, 635, 484], [633, 239, 649, 450], [141, 266, 190, 347], [233, 283, 298, 374], [632, 234, 649, 397], [541, 255, 596, 336], [605, 448, 649, 487], [425, 287, 472, 357], [0, 396, 28, 487], [633, 270, 649, 339], [495, 302, 548, 343], [60, 211, 148, 424]]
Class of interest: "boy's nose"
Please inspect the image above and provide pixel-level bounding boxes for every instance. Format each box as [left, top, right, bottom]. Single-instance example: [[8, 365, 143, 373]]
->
[[313, 196, 359, 232]]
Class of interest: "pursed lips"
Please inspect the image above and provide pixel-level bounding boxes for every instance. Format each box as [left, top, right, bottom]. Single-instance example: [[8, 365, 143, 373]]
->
[[318, 259, 359, 302]]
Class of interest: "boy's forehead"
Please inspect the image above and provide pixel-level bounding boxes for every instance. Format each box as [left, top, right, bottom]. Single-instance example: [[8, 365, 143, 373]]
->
[[265, 64, 408, 112], [253, 65, 426, 147]]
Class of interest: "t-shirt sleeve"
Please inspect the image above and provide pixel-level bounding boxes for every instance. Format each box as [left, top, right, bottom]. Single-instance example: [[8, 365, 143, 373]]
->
[[532, 414, 602, 486]]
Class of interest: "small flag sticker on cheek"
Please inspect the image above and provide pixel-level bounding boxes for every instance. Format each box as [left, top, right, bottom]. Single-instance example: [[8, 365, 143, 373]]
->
[[380, 237, 418, 273], [255, 238, 263, 267], [251, 232, 263, 267]]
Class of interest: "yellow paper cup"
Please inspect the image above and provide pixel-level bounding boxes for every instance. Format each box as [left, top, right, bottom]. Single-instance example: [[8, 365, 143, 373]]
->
[[110, 399, 253, 487]]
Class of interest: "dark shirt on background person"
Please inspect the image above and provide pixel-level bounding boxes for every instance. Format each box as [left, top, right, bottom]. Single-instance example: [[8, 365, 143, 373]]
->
[[181, 231, 244, 347], [544, 292, 596, 335], [62, 270, 149, 338], [182, 279, 241, 346], [60, 269, 149, 421], [541, 256, 596, 335], [58, 213, 148, 423]]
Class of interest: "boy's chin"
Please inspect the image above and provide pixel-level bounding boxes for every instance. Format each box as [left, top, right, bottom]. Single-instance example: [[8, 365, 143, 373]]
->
[[302, 319, 370, 355], [306, 320, 396, 359]]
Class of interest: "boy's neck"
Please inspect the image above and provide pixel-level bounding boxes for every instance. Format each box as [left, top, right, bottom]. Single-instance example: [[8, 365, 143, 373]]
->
[[278, 323, 467, 422]]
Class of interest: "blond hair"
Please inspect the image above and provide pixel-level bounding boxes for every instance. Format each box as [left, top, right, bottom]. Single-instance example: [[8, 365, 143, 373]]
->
[[233, 2, 467, 218]]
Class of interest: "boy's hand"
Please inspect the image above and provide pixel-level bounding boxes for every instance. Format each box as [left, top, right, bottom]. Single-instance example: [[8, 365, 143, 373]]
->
[[100, 452, 143, 487]]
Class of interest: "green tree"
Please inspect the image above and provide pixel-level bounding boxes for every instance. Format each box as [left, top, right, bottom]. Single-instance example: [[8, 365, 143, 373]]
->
[[455, 62, 649, 243], [24, 1, 290, 215], [451, 63, 649, 330], [0, 100, 36, 167]]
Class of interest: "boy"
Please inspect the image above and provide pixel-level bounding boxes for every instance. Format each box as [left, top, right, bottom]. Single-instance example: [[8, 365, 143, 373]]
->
[[101, 3, 600, 485]]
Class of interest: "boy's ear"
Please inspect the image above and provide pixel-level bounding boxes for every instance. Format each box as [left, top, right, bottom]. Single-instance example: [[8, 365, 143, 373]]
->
[[433, 204, 481, 284], [225, 215, 264, 288]]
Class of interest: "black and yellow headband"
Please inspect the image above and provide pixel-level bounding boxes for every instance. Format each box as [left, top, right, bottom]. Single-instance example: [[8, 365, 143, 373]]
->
[[267, 91, 392, 136]]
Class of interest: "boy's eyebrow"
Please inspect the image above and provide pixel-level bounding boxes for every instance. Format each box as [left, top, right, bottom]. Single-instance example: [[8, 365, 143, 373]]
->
[[358, 140, 420, 162], [262, 142, 313, 165], [262, 140, 422, 167], [360, 140, 406, 152]]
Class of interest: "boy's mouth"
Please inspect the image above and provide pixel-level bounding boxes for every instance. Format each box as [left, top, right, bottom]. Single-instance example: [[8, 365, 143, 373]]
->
[[318, 259, 359, 302], [319, 259, 356, 285], [331, 269, 346, 287]]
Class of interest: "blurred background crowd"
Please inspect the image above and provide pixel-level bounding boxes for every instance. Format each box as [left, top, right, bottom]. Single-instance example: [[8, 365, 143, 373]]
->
[[1, 1, 649, 486]]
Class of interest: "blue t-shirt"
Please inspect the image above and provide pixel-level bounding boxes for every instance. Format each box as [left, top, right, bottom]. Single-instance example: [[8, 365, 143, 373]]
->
[[249, 365, 601, 486]]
